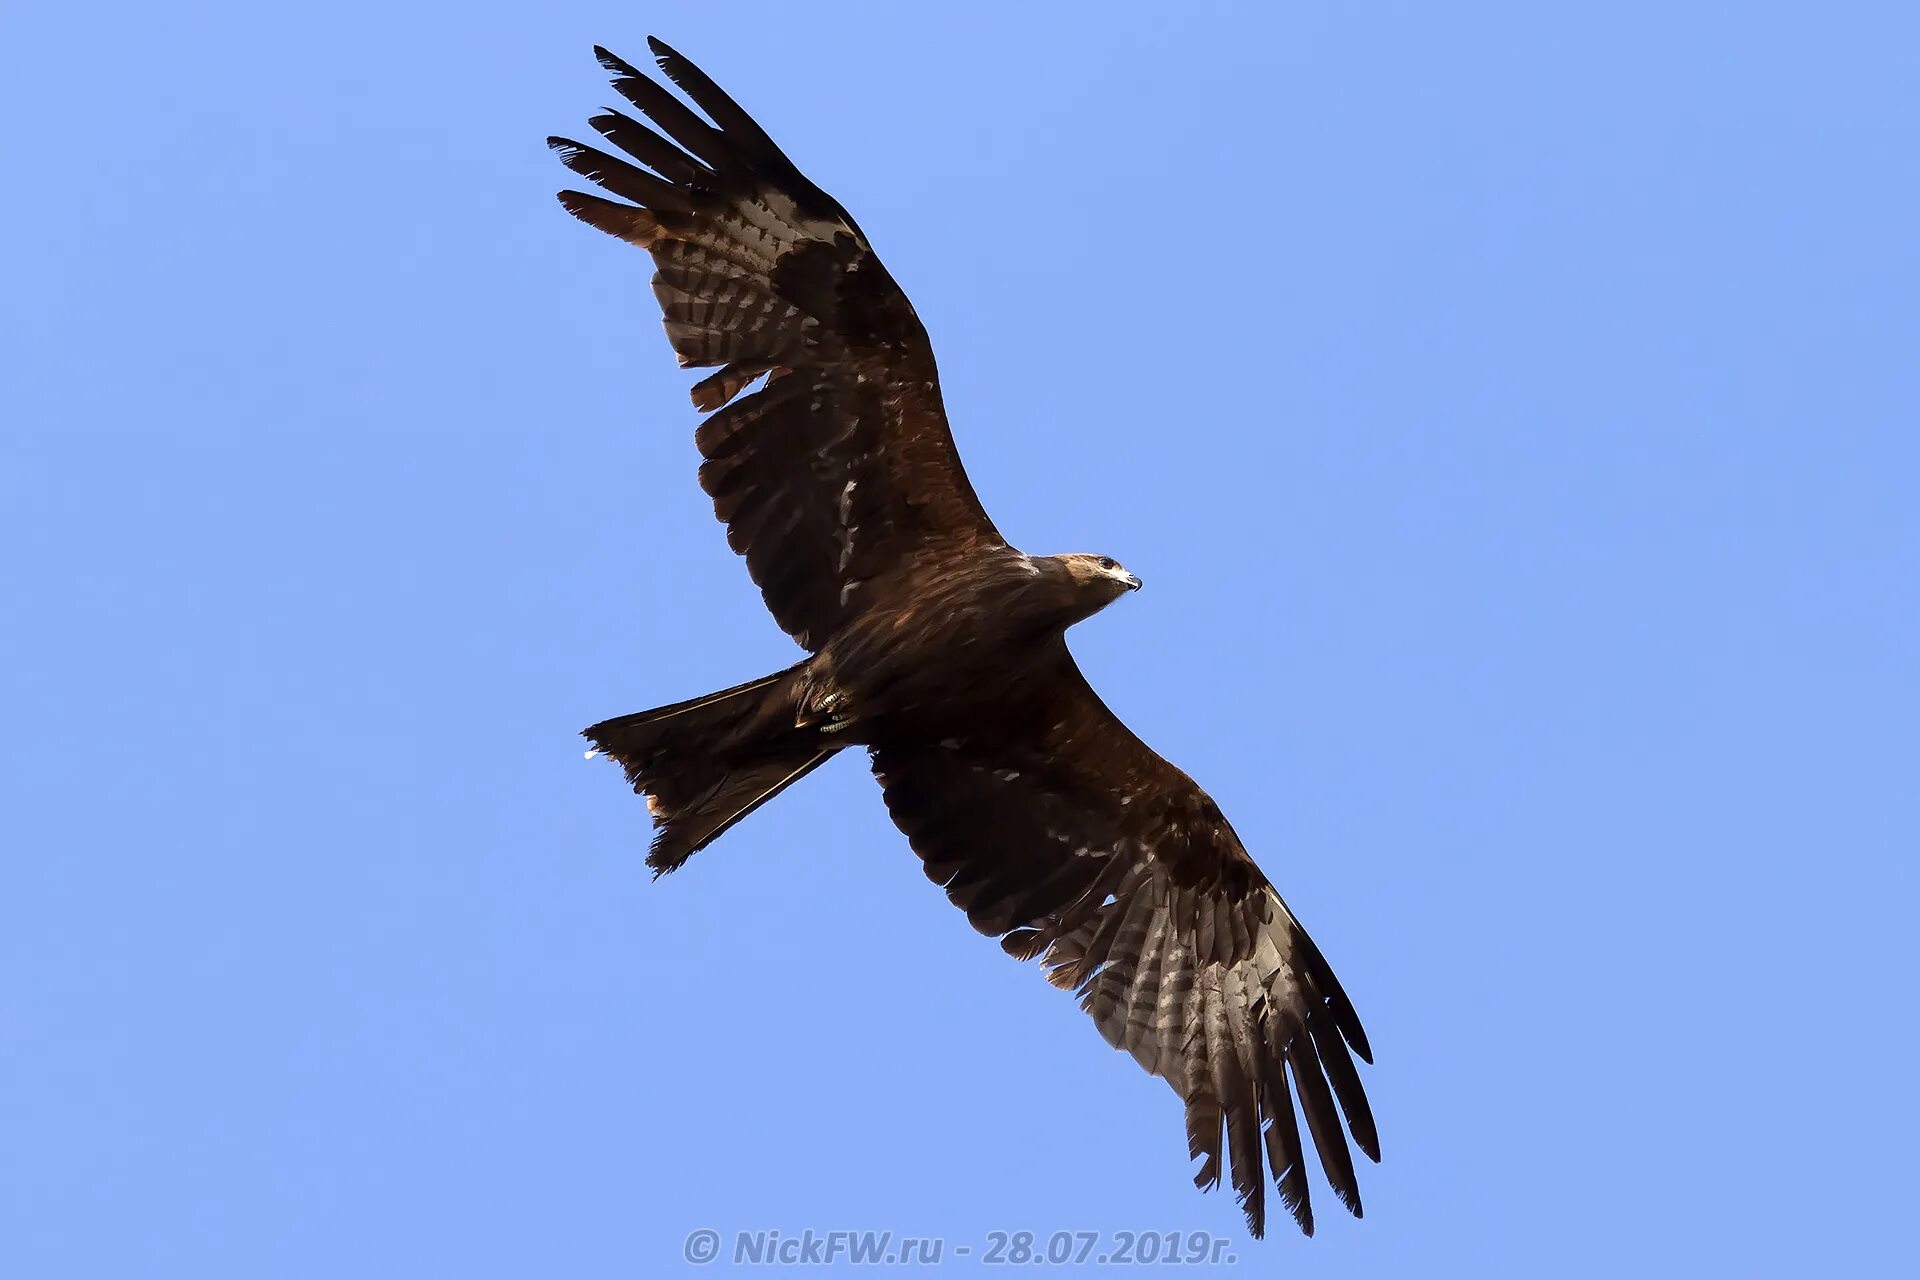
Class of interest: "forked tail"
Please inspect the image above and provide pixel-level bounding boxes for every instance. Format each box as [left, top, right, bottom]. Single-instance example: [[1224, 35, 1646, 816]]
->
[[584, 663, 838, 874]]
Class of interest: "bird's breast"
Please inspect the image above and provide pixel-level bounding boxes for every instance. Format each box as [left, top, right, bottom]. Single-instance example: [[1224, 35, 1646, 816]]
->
[[817, 562, 1063, 730]]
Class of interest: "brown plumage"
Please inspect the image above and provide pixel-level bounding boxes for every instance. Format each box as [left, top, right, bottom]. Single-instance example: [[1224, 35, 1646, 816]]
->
[[556, 38, 1379, 1237]]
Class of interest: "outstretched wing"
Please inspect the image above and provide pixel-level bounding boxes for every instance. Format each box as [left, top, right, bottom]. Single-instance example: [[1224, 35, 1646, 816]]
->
[[552, 39, 1002, 651], [870, 647, 1379, 1238]]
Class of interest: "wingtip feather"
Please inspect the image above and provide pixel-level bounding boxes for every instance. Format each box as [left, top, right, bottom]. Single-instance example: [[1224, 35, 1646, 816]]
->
[[593, 44, 634, 76]]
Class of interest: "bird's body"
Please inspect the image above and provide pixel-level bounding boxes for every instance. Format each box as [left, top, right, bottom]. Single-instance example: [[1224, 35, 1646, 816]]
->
[[808, 551, 1137, 736], [554, 39, 1380, 1238]]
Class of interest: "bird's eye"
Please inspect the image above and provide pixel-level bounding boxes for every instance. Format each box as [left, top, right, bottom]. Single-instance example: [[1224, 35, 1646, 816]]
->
[[1097, 556, 1116, 571]]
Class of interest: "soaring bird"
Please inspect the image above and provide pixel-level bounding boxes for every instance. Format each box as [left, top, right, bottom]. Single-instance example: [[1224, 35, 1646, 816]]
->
[[552, 39, 1378, 1237]]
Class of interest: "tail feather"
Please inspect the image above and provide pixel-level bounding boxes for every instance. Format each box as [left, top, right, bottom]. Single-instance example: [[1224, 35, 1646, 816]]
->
[[584, 663, 838, 873]]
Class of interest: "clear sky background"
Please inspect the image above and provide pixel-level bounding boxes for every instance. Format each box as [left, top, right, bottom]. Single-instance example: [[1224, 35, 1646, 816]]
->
[[5, 2, 1917, 1275]]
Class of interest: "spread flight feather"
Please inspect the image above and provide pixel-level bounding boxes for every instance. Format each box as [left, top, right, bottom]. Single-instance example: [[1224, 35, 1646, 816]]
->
[[556, 37, 1378, 1237]]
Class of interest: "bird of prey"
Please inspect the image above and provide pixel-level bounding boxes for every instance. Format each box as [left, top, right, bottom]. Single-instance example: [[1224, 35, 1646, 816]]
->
[[551, 39, 1379, 1237]]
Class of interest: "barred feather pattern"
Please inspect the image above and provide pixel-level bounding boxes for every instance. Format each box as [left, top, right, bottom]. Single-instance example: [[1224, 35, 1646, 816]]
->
[[552, 39, 1000, 651], [553, 40, 1381, 1240], [869, 649, 1380, 1238]]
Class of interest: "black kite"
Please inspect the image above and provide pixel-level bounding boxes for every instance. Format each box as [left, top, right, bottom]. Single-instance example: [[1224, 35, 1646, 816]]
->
[[552, 39, 1379, 1237]]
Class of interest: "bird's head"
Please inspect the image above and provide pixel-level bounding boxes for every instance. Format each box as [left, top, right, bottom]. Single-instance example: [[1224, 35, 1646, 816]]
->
[[1052, 553, 1143, 613]]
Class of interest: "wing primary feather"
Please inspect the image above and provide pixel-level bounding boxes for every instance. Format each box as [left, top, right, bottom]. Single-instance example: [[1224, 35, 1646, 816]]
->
[[587, 109, 709, 184], [644, 36, 787, 164], [1286, 1018, 1364, 1218], [548, 137, 689, 211], [1156, 939, 1198, 1082], [594, 45, 734, 171], [1120, 908, 1172, 1073], [1258, 1020, 1315, 1236], [1085, 886, 1160, 1031], [555, 190, 664, 246], [1287, 915, 1373, 1063], [1307, 1004, 1380, 1161], [1208, 969, 1266, 1235], [1184, 1088, 1224, 1192], [1182, 981, 1222, 1190]]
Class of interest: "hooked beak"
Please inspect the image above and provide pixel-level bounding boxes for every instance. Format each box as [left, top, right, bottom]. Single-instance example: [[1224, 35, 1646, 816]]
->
[[1123, 572, 1143, 592]]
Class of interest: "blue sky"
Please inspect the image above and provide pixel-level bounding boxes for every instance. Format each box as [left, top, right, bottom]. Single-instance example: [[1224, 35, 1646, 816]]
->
[[5, 2, 1917, 1275]]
